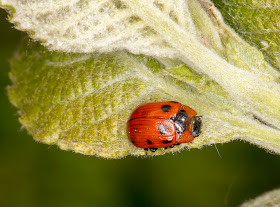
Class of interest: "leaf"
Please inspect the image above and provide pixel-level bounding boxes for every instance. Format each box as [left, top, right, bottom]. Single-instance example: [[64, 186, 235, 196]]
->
[[2, 0, 280, 124], [8, 39, 280, 158], [1, 0, 180, 54], [3, 0, 280, 157], [213, 0, 280, 70], [8, 39, 222, 158], [240, 189, 280, 207]]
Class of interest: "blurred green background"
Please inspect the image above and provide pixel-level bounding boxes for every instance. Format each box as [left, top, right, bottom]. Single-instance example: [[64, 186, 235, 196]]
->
[[0, 9, 280, 207]]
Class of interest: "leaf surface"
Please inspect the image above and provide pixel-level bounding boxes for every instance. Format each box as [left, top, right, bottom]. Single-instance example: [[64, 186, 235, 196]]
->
[[8, 39, 280, 158], [3, 0, 280, 157], [213, 0, 280, 70]]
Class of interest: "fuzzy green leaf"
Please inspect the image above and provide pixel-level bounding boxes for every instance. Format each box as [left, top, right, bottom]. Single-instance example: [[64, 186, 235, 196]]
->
[[3, 0, 280, 158], [8, 39, 280, 158], [213, 0, 280, 70], [240, 189, 280, 207], [8, 40, 228, 158]]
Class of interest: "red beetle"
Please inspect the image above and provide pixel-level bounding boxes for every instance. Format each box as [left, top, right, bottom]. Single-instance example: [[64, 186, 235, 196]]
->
[[127, 101, 202, 153]]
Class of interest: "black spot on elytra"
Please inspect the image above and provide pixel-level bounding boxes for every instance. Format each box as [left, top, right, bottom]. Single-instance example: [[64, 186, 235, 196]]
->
[[158, 124, 169, 135], [147, 139, 152, 144], [161, 105, 171, 112], [162, 140, 172, 144]]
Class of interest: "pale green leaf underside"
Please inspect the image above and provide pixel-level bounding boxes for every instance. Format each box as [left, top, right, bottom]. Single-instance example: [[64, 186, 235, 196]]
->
[[8, 40, 280, 158], [240, 188, 280, 207], [9, 40, 219, 158], [213, 0, 280, 71], [3, 0, 280, 158]]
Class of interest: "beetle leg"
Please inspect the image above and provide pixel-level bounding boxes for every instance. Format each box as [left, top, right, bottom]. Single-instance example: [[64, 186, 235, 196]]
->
[[144, 148, 148, 155], [150, 148, 158, 152]]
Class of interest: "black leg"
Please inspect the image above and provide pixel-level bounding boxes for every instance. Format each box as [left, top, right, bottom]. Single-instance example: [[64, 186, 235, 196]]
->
[[169, 145, 175, 148], [150, 148, 158, 152], [144, 148, 148, 155]]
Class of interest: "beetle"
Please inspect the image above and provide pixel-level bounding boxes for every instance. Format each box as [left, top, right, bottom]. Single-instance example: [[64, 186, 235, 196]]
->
[[127, 101, 202, 154]]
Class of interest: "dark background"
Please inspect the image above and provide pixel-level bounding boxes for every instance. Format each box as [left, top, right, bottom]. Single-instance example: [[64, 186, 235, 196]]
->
[[0, 9, 280, 207]]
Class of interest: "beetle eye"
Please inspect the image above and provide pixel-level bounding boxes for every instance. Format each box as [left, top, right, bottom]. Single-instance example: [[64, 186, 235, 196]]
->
[[192, 116, 202, 137]]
